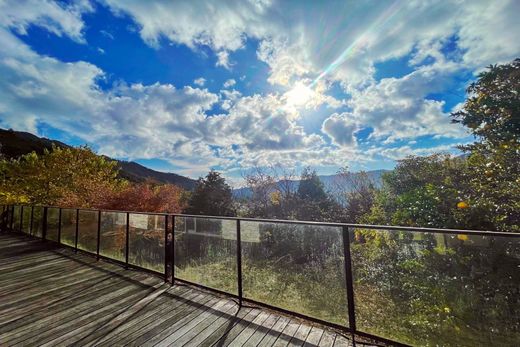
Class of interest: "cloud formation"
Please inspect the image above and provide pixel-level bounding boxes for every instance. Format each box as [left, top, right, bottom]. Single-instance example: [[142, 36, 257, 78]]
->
[[1, 0, 518, 177]]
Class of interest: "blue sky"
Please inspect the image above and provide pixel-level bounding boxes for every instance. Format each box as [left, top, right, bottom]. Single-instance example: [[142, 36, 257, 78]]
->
[[0, 1, 519, 184]]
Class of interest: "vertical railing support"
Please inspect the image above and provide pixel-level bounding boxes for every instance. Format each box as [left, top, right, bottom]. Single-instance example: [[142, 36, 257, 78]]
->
[[236, 218, 243, 307], [42, 207, 48, 241], [30, 206, 34, 236], [75, 209, 79, 252], [10, 206, 14, 230], [20, 206, 23, 233], [171, 215, 176, 286], [97, 210, 101, 260], [164, 214, 169, 283], [342, 225, 357, 343], [10, 205, 13, 230], [58, 208, 62, 244], [125, 212, 129, 269]]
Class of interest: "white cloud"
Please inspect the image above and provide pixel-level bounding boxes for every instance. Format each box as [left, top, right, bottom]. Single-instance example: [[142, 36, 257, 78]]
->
[[102, 0, 520, 90], [216, 51, 233, 69], [223, 79, 236, 88], [0, 0, 93, 43], [321, 113, 360, 147], [2, 0, 519, 177], [376, 143, 465, 161], [336, 61, 468, 143], [193, 77, 206, 86]]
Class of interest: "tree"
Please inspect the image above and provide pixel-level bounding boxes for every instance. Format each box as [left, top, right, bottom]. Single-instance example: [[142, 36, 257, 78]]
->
[[296, 167, 339, 221], [451, 58, 519, 147], [184, 170, 235, 216], [331, 167, 377, 223], [451, 58, 520, 231], [241, 165, 298, 219], [0, 145, 124, 207], [102, 180, 187, 213]]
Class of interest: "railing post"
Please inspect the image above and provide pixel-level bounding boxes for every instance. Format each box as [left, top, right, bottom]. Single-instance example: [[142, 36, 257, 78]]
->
[[171, 215, 176, 286], [97, 210, 101, 260], [75, 209, 79, 252], [58, 208, 62, 244], [19, 206, 23, 233], [125, 212, 129, 269], [164, 214, 169, 283], [42, 207, 47, 241], [342, 225, 357, 339], [236, 218, 243, 306], [30, 206, 34, 236], [10, 206, 14, 230]]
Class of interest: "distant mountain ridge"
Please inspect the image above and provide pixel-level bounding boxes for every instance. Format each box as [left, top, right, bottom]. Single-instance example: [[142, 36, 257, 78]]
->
[[233, 169, 388, 199], [0, 128, 197, 190]]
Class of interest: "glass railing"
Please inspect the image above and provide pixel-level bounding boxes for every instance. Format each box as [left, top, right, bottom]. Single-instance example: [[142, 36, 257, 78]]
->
[[174, 216, 238, 295], [350, 227, 520, 346], [128, 213, 165, 273], [2, 204, 519, 347]]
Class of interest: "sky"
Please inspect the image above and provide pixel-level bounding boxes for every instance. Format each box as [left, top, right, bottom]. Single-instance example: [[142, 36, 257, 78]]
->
[[0, 0, 519, 184]]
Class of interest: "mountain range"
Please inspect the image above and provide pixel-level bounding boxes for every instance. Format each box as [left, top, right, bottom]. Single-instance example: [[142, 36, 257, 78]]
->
[[233, 169, 388, 199], [1, 128, 389, 194], [0, 128, 197, 190]]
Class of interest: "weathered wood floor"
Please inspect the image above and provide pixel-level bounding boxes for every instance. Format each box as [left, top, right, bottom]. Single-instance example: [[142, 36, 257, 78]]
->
[[0, 233, 356, 347]]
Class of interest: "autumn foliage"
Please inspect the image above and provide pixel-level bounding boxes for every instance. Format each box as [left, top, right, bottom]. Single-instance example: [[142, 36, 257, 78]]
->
[[0, 145, 187, 213]]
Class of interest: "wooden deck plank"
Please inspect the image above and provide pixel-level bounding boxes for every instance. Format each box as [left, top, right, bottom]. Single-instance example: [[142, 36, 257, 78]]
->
[[272, 319, 302, 347], [80, 286, 195, 346], [206, 307, 264, 346], [226, 310, 271, 347], [0, 233, 355, 347], [317, 330, 336, 347], [303, 326, 325, 347], [164, 299, 240, 347], [256, 315, 291, 347], [288, 323, 313, 347], [242, 312, 281, 346]]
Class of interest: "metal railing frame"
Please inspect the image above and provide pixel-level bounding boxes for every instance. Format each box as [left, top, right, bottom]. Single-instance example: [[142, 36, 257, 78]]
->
[[1, 203, 519, 347]]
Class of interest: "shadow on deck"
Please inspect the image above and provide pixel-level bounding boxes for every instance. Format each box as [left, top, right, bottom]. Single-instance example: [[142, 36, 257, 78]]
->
[[0, 233, 363, 347]]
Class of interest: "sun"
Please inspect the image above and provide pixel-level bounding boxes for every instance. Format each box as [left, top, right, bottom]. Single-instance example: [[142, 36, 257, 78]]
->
[[284, 82, 313, 108]]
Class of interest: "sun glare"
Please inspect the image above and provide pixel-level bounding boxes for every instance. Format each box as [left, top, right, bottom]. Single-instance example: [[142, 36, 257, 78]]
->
[[284, 82, 313, 108]]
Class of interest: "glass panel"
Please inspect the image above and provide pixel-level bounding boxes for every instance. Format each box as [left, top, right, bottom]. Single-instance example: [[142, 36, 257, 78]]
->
[[22, 206, 31, 234], [128, 213, 164, 272], [100, 211, 126, 262], [77, 210, 98, 253], [174, 217, 237, 294], [60, 208, 76, 247], [31, 206, 44, 238], [46, 208, 60, 242], [13, 205, 21, 231], [351, 228, 520, 346], [241, 221, 346, 325]]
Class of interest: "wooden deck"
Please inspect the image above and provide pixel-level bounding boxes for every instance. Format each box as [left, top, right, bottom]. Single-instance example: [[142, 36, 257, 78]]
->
[[0, 233, 359, 347]]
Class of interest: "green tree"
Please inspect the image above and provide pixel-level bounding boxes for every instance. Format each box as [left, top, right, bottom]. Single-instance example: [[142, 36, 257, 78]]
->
[[0, 145, 124, 207], [451, 58, 520, 231], [296, 167, 339, 221], [184, 170, 235, 216]]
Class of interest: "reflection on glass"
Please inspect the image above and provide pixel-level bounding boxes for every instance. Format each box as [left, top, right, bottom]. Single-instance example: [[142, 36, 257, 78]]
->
[[22, 206, 31, 234], [100, 211, 126, 261], [13, 205, 21, 231], [77, 210, 98, 253], [174, 216, 237, 294], [46, 208, 60, 242], [351, 228, 520, 346], [60, 209, 76, 247], [241, 221, 347, 325], [31, 206, 44, 237], [128, 213, 164, 272]]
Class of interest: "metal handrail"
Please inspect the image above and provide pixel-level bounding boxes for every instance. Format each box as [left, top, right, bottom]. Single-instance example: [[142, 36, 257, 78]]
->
[[7, 203, 520, 237], [1, 203, 519, 347]]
